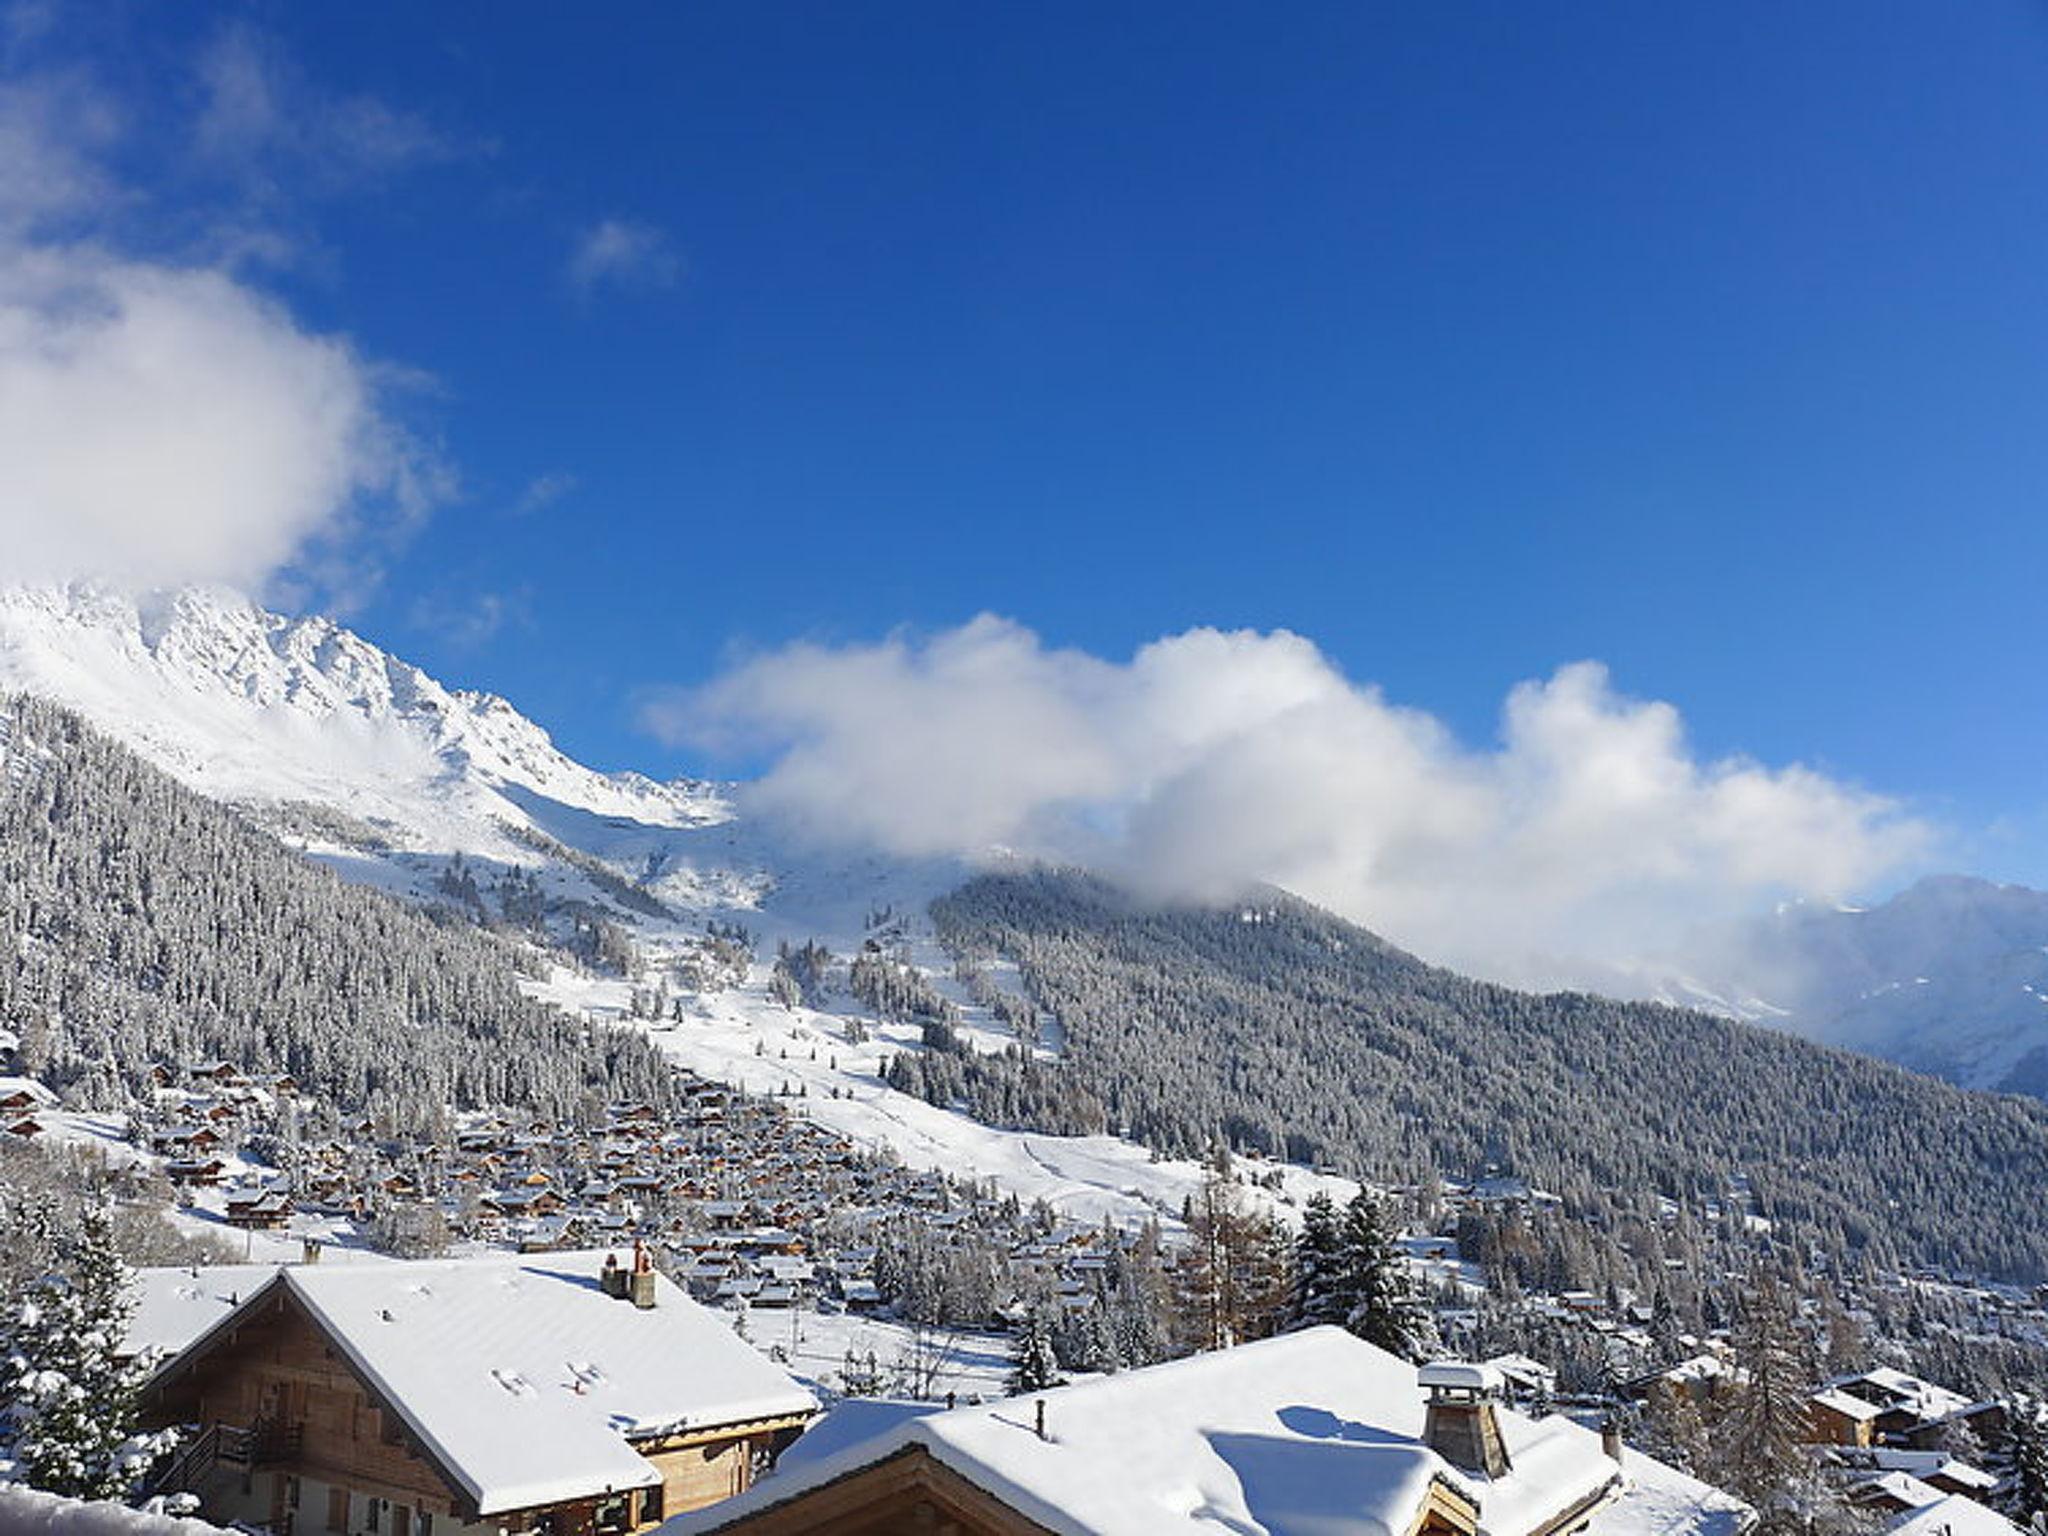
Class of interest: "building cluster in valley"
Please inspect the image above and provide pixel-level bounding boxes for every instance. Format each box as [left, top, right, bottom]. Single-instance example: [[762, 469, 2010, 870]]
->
[[9, 1050, 2045, 1536]]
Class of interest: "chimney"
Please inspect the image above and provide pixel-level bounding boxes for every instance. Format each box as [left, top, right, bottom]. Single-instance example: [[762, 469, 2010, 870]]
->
[[600, 1251, 629, 1301], [629, 1239, 657, 1309], [1419, 1362, 1512, 1479], [1601, 1416, 1624, 1463], [301, 1237, 323, 1265]]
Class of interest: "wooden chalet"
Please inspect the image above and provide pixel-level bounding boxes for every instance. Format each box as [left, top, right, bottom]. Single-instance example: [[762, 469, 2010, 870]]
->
[[666, 1331, 1753, 1536], [139, 1249, 815, 1536]]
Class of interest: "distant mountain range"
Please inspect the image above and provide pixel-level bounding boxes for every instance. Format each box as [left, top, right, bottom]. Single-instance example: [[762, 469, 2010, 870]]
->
[[2, 583, 2040, 1104], [1738, 876, 2048, 1097], [4, 581, 2048, 1277]]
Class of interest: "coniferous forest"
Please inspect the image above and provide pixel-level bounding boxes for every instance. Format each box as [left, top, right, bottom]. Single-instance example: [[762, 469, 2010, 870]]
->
[[933, 870, 2048, 1283], [0, 696, 671, 1132]]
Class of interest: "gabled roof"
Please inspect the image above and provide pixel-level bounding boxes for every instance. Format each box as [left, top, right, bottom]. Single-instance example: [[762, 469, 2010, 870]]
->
[[148, 1249, 815, 1517], [664, 1329, 1750, 1536], [1886, 1494, 2023, 1536]]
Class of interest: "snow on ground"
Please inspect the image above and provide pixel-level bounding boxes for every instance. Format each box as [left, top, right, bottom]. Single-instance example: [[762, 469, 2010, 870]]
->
[[742, 1306, 1014, 1404], [530, 960, 1357, 1234]]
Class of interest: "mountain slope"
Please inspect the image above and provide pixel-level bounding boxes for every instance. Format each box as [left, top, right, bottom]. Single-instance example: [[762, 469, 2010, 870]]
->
[[0, 693, 674, 1128], [1740, 876, 2048, 1096], [933, 870, 2048, 1282], [0, 583, 964, 940]]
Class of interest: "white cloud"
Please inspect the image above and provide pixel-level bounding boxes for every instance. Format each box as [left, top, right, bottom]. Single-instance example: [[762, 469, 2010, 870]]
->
[[645, 618, 1930, 989], [406, 586, 530, 650], [0, 70, 118, 230], [0, 53, 448, 602], [0, 243, 438, 596], [193, 23, 472, 195], [511, 471, 576, 516], [569, 219, 679, 293]]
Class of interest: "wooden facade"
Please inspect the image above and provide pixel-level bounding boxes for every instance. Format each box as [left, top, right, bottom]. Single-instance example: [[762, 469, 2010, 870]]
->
[[686, 1444, 1485, 1536], [140, 1281, 808, 1536]]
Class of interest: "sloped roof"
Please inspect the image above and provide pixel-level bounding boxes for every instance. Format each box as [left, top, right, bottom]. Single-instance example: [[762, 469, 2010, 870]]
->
[[152, 1249, 815, 1516], [1886, 1493, 2023, 1536], [664, 1328, 1750, 1536]]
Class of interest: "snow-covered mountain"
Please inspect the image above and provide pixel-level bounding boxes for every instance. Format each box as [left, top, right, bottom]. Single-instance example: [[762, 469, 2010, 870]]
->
[[0, 582, 960, 935], [1736, 876, 2048, 1096], [7, 582, 2045, 1112]]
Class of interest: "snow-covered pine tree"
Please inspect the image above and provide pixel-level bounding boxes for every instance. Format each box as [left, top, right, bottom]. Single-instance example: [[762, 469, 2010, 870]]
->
[[1337, 1191, 1435, 1362], [1290, 1191, 1346, 1330], [4, 1204, 171, 1500], [1009, 1307, 1063, 1396], [1993, 1394, 2048, 1528]]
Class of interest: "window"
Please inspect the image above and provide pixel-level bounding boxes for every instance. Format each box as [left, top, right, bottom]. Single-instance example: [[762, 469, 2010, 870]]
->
[[366, 1497, 382, 1533], [593, 1495, 630, 1535], [416, 1515, 432, 1536], [326, 1488, 348, 1533], [392, 1505, 411, 1536], [638, 1485, 664, 1526], [286, 1476, 301, 1510]]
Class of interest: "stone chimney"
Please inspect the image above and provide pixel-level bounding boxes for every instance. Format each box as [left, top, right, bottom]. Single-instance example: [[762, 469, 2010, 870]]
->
[[301, 1237, 323, 1265], [1419, 1362, 1512, 1479], [628, 1238, 657, 1309]]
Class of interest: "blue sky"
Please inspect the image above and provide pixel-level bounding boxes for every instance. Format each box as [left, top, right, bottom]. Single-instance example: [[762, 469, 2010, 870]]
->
[[6, 2, 2046, 885]]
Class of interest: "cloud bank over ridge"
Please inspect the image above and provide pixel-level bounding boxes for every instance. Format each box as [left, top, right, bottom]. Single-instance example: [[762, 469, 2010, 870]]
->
[[648, 617, 1929, 989]]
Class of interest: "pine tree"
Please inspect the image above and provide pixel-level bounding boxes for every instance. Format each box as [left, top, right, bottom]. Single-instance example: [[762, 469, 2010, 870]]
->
[[1651, 1286, 1682, 1362], [1336, 1191, 1435, 1362], [1290, 1192, 1346, 1330], [4, 1205, 169, 1500], [1009, 1308, 1062, 1396], [1993, 1395, 2048, 1529]]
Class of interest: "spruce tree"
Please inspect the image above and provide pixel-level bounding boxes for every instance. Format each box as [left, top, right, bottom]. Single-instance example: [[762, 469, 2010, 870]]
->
[[1290, 1192, 1346, 1330], [5, 1205, 168, 1500], [1337, 1192, 1435, 1362], [1009, 1308, 1062, 1395], [1994, 1395, 2048, 1529]]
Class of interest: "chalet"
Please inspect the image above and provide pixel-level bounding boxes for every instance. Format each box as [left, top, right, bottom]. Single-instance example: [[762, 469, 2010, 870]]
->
[[0, 1075, 58, 1115], [1811, 1370, 2000, 1450], [139, 1249, 816, 1536], [662, 1330, 1753, 1536], [1884, 1495, 2023, 1536], [223, 1188, 294, 1231], [166, 1157, 231, 1187], [1809, 1388, 1885, 1447]]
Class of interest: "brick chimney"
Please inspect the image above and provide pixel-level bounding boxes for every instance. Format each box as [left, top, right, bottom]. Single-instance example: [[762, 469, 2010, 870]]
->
[[628, 1238, 657, 1309], [1419, 1362, 1512, 1478]]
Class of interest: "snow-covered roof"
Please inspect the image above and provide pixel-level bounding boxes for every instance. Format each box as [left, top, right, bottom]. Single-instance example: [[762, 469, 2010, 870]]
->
[[0, 1484, 233, 1534], [1812, 1388, 1886, 1421], [663, 1329, 1750, 1536], [1886, 1493, 2023, 1536], [1853, 1472, 1945, 1509], [0, 1075, 57, 1106], [155, 1249, 815, 1517], [1421, 1361, 1506, 1394], [1850, 1451, 1999, 1494], [124, 1264, 289, 1360], [1831, 1369, 1975, 1423]]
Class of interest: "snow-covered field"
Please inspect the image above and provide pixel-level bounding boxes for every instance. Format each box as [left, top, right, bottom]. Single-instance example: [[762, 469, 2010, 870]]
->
[[528, 961, 1357, 1233]]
